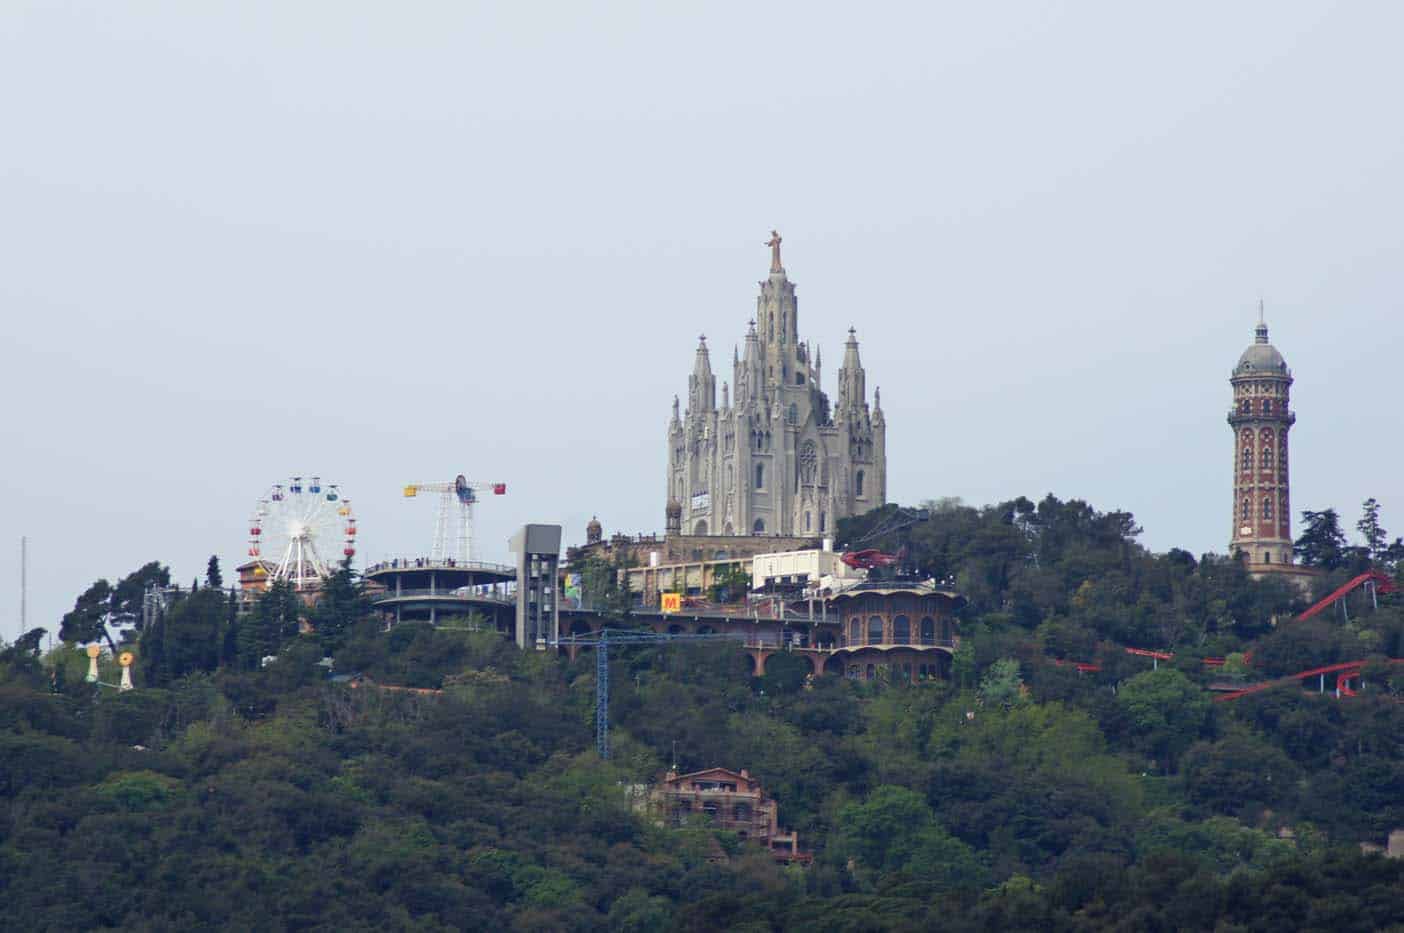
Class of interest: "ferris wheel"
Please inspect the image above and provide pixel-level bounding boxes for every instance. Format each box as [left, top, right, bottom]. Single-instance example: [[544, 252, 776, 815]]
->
[[247, 476, 357, 589]]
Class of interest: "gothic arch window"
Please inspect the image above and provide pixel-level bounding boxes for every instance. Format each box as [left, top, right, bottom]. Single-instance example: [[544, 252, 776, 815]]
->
[[920, 617, 935, 646], [892, 615, 910, 644], [723, 522, 734, 535], [753, 518, 766, 534], [819, 512, 827, 533], [868, 616, 884, 645], [755, 463, 765, 490], [855, 470, 866, 497], [694, 519, 708, 535], [1262, 497, 1273, 520], [799, 441, 818, 485], [804, 512, 812, 532]]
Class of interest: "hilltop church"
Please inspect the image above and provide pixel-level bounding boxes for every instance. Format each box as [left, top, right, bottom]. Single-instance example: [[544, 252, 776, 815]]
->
[[666, 233, 886, 538]]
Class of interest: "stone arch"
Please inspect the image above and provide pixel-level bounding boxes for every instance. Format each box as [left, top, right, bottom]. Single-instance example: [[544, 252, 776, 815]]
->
[[814, 628, 837, 649], [723, 522, 734, 535], [693, 519, 708, 535], [569, 618, 594, 637]]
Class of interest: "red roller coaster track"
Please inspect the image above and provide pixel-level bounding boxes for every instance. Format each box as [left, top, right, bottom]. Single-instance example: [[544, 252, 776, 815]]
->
[[1213, 658, 1403, 702], [1294, 570, 1397, 622]]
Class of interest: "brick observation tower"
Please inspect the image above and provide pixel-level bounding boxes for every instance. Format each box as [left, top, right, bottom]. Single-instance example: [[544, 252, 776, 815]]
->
[[1227, 307, 1298, 571]]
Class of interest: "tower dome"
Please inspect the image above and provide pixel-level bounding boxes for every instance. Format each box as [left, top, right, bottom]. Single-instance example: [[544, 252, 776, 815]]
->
[[1234, 320, 1289, 375], [586, 516, 603, 545]]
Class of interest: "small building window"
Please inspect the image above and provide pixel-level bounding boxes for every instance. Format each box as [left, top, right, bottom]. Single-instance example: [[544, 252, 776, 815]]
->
[[1262, 497, 1273, 520], [856, 470, 865, 497], [755, 463, 765, 489], [1264, 551, 1272, 564], [804, 512, 811, 532], [920, 617, 936, 645], [849, 618, 861, 645], [892, 615, 910, 644], [868, 616, 884, 645], [819, 512, 826, 533]]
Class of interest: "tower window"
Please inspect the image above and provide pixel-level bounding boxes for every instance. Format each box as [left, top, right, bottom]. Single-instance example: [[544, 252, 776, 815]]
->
[[1240, 400, 1251, 414], [795, 373, 804, 386], [1262, 446, 1274, 470], [1262, 399, 1273, 414], [755, 463, 765, 489], [819, 512, 826, 533], [855, 470, 865, 497], [1241, 447, 1252, 471], [753, 518, 766, 534], [1262, 497, 1273, 520], [1241, 498, 1250, 521], [804, 512, 811, 532]]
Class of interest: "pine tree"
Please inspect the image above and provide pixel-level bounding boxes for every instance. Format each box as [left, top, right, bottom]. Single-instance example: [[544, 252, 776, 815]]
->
[[206, 555, 224, 589], [1357, 498, 1387, 560], [1294, 509, 1348, 570]]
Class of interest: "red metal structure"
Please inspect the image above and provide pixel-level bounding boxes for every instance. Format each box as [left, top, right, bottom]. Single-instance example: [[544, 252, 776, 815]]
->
[[1213, 658, 1403, 702], [1295, 570, 1397, 622], [840, 549, 901, 571]]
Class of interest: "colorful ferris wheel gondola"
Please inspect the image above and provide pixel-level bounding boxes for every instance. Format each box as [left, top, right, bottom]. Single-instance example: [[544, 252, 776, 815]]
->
[[246, 475, 357, 589]]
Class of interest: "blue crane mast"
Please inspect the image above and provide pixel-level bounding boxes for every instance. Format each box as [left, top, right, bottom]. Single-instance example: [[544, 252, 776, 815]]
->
[[552, 628, 746, 759]]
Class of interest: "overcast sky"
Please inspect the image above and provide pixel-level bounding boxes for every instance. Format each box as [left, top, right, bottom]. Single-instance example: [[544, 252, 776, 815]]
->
[[3, 2, 1402, 640]]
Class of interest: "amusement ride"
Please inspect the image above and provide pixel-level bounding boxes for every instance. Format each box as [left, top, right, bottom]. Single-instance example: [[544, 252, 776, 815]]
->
[[247, 476, 357, 589]]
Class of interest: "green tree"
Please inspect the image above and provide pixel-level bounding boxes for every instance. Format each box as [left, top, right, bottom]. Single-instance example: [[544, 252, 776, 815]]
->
[[205, 555, 223, 589], [1295, 509, 1348, 570], [829, 786, 988, 891], [1117, 668, 1212, 772], [978, 657, 1025, 709]]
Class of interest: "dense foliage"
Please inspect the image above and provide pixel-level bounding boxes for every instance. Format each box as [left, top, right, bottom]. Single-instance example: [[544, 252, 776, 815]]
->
[[2, 495, 1402, 930]]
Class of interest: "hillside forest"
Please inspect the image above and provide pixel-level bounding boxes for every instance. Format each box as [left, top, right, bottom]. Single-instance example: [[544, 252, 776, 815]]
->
[[1, 494, 1403, 930]]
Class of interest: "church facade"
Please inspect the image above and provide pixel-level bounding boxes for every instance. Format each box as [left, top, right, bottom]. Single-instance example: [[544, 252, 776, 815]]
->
[[666, 234, 886, 538]]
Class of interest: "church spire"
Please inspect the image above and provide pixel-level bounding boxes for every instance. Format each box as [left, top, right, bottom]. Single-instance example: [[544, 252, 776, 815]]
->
[[837, 326, 866, 413], [689, 334, 716, 412]]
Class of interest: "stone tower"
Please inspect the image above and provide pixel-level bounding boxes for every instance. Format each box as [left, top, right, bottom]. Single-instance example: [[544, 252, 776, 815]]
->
[[1227, 309, 1295, 566], [666, 234, 886, 537]]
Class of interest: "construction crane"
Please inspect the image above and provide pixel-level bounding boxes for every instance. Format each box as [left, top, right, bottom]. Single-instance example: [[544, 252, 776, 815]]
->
[[402, 474, 507, 563], [553, 628, 746, 759]]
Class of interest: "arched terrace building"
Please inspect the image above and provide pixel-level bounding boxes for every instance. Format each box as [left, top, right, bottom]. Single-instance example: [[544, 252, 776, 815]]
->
[[823, 581, 963, 681]]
